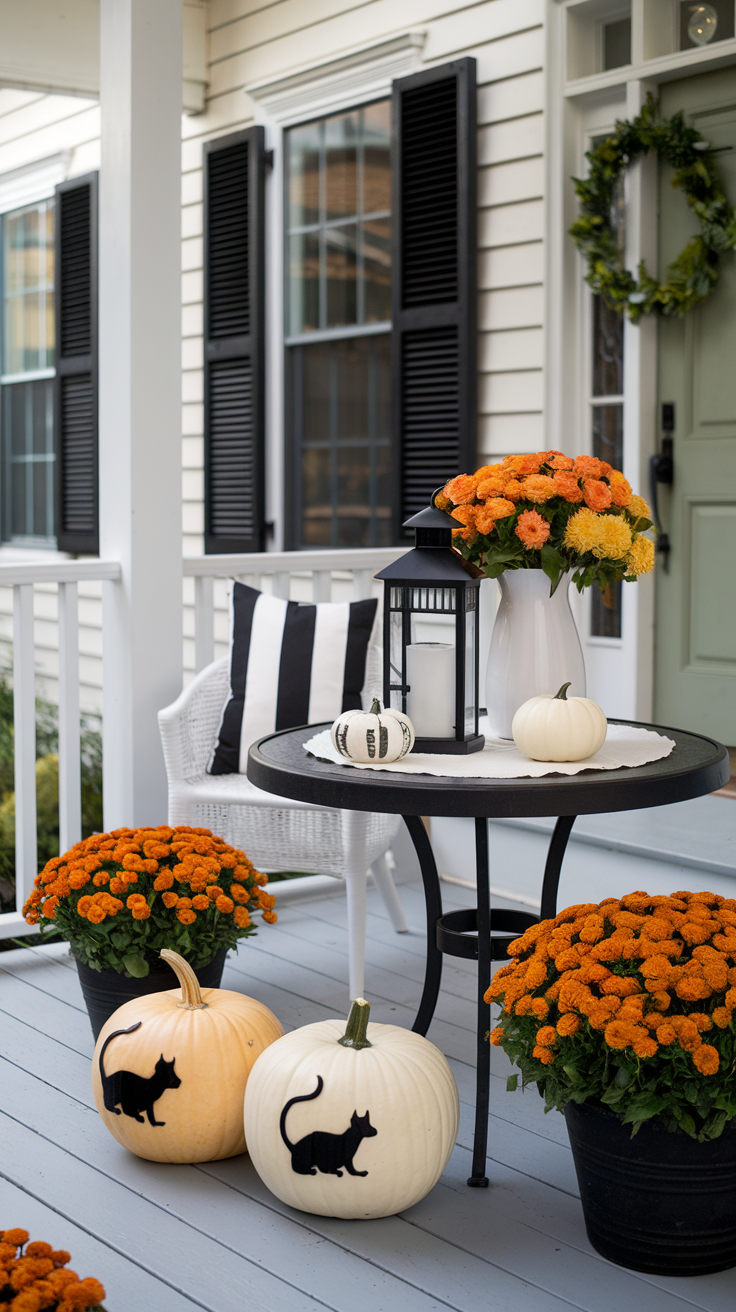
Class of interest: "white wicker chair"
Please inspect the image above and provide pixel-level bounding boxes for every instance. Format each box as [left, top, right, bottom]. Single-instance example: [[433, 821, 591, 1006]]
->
[[158, 656, 407, 1000]]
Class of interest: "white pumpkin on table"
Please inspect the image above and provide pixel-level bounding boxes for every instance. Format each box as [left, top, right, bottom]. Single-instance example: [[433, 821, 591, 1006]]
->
[[512, 682, 608, 762], [243, 998, 459, 1218], [331, 698, 414, 764]]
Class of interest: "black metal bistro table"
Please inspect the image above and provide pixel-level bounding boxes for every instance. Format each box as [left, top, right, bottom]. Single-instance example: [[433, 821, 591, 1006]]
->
[[248, 722, 729, 1187]]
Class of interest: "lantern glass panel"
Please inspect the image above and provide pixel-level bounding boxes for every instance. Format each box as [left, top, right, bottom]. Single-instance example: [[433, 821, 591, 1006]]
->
[[464, 591, 477, 734], [388, 599, 405, 713]]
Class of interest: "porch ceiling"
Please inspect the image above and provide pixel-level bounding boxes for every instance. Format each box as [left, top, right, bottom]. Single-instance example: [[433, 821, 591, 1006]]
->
[[0, 0, 207, 113]]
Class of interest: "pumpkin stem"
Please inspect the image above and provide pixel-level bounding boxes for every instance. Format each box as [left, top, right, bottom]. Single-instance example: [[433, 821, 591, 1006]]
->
[[370, 698, 383, 715], [160, 949, 209, 1010], [338, 997, 372, 1050], [554, 682, 572, 701]]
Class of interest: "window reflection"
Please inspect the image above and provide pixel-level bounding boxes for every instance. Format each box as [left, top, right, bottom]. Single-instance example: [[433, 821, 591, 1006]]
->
[[3, 200, 55, 375]]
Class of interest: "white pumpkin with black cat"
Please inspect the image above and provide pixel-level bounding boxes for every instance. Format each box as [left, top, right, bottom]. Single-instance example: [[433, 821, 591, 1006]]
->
[[243, 999, 459, 1218], [91, 949, 283, 1162]]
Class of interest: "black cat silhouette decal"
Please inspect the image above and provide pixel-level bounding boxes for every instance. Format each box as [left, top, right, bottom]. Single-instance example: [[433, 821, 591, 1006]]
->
[[99, 1021, 181, 1126], [279, 1074, 377, 1177]]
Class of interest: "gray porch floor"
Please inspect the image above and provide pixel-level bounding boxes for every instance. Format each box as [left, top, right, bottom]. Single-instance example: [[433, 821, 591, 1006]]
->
[[2, 872, 736, 1312]]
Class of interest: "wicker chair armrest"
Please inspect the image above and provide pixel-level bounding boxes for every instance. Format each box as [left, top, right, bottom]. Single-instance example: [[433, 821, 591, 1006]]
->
[[158, 657, 231, 783]]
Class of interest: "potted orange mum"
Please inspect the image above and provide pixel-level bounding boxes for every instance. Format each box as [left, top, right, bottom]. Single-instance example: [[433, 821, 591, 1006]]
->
[[0, 1229, 106, 1309], [488, 890, 736, 1276], [23, 825, 276, 1036], [436, 451, 655, 735]]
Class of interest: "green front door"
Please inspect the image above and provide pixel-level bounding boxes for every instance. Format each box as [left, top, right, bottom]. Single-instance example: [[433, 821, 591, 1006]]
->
[[655, 68, 736, 745]]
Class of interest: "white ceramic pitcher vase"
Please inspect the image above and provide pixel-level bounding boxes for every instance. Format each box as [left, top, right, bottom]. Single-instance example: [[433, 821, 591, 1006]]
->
[[485, 569, 586, 739]]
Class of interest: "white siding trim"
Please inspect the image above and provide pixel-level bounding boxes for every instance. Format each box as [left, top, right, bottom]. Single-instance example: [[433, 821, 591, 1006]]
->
[[0, 149, 71, 211]]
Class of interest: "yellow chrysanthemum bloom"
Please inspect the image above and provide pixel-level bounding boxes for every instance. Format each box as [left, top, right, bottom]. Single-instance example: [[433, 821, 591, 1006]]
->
[[627, 534, 655, 576], [563, 506, 603, 555], [591, 515, 632, 560], [627, 494, 652, 525]]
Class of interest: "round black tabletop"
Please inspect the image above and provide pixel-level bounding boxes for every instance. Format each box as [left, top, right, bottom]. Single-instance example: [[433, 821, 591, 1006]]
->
[[247, 720, 729, 819]]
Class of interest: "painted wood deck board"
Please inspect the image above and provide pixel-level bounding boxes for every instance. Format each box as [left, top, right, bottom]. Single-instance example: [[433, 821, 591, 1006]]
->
[[2, 878, 735, 1311]]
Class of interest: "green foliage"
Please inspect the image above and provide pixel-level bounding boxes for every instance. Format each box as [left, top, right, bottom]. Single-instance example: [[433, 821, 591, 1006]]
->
[[496, 1007, 736, 1142], [0, 668, 103, 906], [570, 94, 736, 322]]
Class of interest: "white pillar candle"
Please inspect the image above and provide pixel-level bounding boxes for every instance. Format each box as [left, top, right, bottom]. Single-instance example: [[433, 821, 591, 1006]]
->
[[406, 644, 456, 739]]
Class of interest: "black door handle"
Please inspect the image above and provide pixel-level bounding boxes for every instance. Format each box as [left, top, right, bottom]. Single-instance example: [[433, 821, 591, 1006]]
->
[[649, 403, 674, 568]]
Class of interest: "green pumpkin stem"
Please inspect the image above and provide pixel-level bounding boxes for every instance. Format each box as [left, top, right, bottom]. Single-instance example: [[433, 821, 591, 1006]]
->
[[338, 997, 372, 1050], [370, 698, 383, 715], [554, 682, 572, 701]]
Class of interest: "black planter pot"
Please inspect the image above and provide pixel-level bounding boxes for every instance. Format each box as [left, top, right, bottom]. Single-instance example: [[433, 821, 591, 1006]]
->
[[75, 947, 229, 1040], [565, 1100, 736, 1276]]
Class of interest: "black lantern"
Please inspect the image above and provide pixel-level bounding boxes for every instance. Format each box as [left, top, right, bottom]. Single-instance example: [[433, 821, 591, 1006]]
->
[[375, 498, 485, 754]]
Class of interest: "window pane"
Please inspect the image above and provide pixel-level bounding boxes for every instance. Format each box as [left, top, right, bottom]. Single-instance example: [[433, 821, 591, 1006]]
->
[[592, 295, 624, 396], [295, 334, 391, 548], [286, 102, 391, 335], [592, 403, 623, 470], [289, 231, 320, 335], [362, 101, 391, 213], [3, 199, 55, 374], [324, 112, 358, 222], [591, 581, 623, 638], [363, 217, 392, 322], [325, 224, 357, 327], [288, 123, 321, 228], [603, 17, 631, 70], [1, 379, 55, 541]]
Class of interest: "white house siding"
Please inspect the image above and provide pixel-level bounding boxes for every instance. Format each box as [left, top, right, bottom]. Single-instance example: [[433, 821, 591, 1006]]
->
[[0, 0, 548, 697]]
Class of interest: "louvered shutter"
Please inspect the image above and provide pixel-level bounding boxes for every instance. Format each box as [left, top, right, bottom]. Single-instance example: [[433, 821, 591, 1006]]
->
[[391, 59, 477, 533], [203, 127, 266, 554], [54, 172, 98, 554]]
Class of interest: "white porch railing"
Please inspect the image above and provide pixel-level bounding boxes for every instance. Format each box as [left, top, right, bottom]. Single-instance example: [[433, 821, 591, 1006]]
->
[[0, 548, 405, 940], [0, 560, 122, 939], [184, 548, 406, 674]]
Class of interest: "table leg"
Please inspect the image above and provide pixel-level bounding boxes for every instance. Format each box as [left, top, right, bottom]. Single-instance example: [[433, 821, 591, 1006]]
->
[[403, 815, 444, 1038], [469, 815, 491, 1187], [540, 816, 577, 921]]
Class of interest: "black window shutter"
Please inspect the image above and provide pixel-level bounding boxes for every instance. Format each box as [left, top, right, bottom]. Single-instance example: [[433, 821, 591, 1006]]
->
[[391, 58, 477, 533], [203, 126, 266, 553], [54, 172, 98, 554]]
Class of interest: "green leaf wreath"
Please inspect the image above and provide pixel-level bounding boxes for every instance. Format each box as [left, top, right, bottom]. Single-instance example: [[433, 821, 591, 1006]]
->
[[570, 94, 736, 322]]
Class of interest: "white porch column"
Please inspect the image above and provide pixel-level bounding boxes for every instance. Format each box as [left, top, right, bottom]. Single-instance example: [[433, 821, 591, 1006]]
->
[[99, 0, 183, 828]]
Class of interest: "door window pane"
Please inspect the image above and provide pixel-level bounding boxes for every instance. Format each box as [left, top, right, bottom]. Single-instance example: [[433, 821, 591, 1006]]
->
[[292, 334, 391, 548], [592, 295, 623, 396], [3, 200, 55, 375]]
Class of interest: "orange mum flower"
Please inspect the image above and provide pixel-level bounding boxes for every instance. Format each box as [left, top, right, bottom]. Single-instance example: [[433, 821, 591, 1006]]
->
[[177, 908, 197, 925], [262, 910, 278, 924], [515, 508, 550, 549], [692, 1044, 720, 1075], [161, 891, 179, 908], [230, 883, 250, 905], [546, 452, 575, 470], [234, 906, 251, 929], [216, 895, 234, 914], [532, 1045, 555, 1064], [556, 1014, 581, 1036], [583, 479, 613, 511], [474, 504, 496, 535], [450, 504, 477, 542], [521, 475, 556, 503], [444, 473, 478, 505], [502, 478, 524, 500], [608, 471, 632, 507], [86, 905, 106, 924], [504, 453, 543, 476], [192, 895, 210, 911], [573, 455, 609, 479], [206, 885, 224, 901], [486, 496, 516, 519]]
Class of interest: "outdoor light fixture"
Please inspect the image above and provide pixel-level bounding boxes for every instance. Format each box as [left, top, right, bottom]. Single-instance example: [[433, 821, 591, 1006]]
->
[[688, 3, 718, 44], [375, 496, 485, 754]]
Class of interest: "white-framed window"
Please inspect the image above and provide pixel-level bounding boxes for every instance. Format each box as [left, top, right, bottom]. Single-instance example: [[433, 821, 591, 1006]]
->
[[284, 99, 392, 549], [1, 197, 56, 545]]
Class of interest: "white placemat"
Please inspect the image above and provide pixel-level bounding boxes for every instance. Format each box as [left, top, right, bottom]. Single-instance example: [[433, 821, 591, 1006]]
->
[[303, 721, 676, 780]]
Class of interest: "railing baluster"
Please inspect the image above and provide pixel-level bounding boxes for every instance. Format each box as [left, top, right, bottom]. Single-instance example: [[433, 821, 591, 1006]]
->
[[58, 582, 82, 852], [312, 570, 332, 603], [273, 572, 291, 600], [194, 574, 215, 673], [351, 569, 372, 600], [13, 584, 37, 911]]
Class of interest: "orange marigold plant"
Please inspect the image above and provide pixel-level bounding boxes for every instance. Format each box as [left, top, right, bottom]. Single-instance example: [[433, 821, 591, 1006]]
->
[[487, 890, 736, 1141], [439, 451, 654, 596], [0, 1230, 106, 1310], [22, 826, 275, 978]]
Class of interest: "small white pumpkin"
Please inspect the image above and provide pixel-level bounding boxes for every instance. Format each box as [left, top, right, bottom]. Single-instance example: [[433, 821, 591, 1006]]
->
[[512, 682, 607, 762], [331, 698, 414, 764], [244, 998, 459, 1218]]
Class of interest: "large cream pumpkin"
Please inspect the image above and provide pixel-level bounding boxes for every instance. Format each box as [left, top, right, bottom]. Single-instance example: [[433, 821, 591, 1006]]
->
[[91, 949, 283, 1162], [512, 681, 608, 762], [243, 999, 459, 1218]]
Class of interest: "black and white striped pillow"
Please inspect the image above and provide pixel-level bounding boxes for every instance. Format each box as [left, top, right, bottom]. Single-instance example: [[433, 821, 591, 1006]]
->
[[209, 582, 378, 775]]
